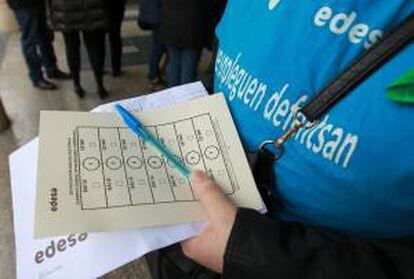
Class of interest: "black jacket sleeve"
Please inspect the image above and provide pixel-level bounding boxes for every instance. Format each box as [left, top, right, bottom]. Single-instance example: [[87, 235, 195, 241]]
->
[[223, 208, 414, 279]]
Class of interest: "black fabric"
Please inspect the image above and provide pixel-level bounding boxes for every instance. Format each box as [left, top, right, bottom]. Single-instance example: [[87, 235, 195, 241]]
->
[[107, 0, 125, 74], [160, 0, 214, 50], [138, 20, 154, 31], [146, 244, 220, 279], [62, 30, 105, 90], [6, 0, 38, 9], [211, 0, 228, 30], [246, 149, 279, 217], [301, 12, 414, 122], [223, 208, 414, 279], [138, 0, 161, 27], [47, 0, 109, 32]]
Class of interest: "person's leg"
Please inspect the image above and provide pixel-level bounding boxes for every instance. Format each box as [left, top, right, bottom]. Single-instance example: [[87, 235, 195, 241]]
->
[[108, 0, 125, 76], [13, 7, 44, 84], [35, 4, 71, 80], [62, 31, 84, 97], [34, 4, 57, 74], [148, 25, 165, 81], [108, 25, 123, 76], [180, 48, 202, 85], [83, 30, 108, 98], [166, 46, 182, 88], [146, 244, 220, 279]]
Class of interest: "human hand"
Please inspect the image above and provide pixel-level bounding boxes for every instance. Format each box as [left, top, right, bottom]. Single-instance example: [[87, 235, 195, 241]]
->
[[181, 170, 237, 273]]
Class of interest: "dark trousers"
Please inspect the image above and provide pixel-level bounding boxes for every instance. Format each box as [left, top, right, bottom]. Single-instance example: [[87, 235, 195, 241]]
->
[[148, 24, 166, 80], [13, 5, 57, 83], [62, 31, 106, 90], [166, 46, 201, 87], [108, 0, 126, 73]]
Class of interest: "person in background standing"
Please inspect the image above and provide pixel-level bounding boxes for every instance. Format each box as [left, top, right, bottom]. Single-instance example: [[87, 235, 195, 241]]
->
[[47, 0, 109, 99], [139, 0, 165, 89], [161, 0, 213, 88], [203, 0, 228, 93], [6, 0, 71, 90], [107, 0, 126, 77]]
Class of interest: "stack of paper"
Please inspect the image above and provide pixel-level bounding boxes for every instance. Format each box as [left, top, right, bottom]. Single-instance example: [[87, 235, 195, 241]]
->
[[9, 82, 208, 279], [34, 94, 263, 238], [10, 82, 264, 278]]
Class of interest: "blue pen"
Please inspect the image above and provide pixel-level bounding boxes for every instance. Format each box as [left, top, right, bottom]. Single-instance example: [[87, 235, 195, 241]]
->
[[114, 104, 191, 178]]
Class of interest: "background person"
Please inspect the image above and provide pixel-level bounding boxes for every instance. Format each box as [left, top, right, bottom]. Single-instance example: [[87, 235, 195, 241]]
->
[[139, 0, 165, 89], [107, 0, 126, 77], [6, 0, 70, 90], [47, 0, 109, 99], [202, 0, 228, 93], [161, 0, 213, 87]]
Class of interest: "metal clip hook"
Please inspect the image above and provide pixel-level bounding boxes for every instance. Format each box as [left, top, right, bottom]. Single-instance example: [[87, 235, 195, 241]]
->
[[274, 121, 304, 149], [259, 111, 318, 161], [260, 140, 284, 160]]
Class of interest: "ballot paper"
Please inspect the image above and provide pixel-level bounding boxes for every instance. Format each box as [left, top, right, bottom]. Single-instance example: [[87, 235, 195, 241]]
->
[[10, 82, 208, 279], [35, 94, 263, 238]]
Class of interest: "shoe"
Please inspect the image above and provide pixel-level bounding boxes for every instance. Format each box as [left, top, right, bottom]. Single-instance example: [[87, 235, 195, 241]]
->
[[47, 69, 72, 80], [149, 76, 163, 85], [148, 76, 163, 90], [0, 116, 10, 131], [74, 84, 85, 98], [33, 79, 57, 90], [97, 88, 109, 99], [112, 69, 122, 78]]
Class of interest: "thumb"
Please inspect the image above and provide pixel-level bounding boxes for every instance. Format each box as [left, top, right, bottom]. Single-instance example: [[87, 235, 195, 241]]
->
[[191, 170, 236, 222]]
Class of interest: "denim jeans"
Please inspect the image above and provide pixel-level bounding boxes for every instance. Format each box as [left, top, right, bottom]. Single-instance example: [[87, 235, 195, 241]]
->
[[13, 5, 57, 83], [148, 24, 166, 80], [166, 46, 201, 87]]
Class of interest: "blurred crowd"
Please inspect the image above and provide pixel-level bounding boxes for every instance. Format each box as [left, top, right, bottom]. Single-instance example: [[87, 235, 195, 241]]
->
[[5, 0, 227, 99]]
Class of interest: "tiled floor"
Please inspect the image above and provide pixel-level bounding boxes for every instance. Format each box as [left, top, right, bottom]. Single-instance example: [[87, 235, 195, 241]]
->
[[0, 7, 158, 279]]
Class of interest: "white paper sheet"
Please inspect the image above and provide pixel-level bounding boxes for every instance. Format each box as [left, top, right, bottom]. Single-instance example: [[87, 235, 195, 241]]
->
[[10, 82, 208, 279], [91, 82, 209, 113]]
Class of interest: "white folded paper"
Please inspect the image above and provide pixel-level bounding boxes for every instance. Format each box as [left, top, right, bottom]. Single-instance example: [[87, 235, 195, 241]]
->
[[10, 82, 207, 279]]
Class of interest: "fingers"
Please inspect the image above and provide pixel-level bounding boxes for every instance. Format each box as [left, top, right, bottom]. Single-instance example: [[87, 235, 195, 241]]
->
[[181, 236, 199, 259], [182, 171, 236, 273], [191, 170, 236, 222]]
